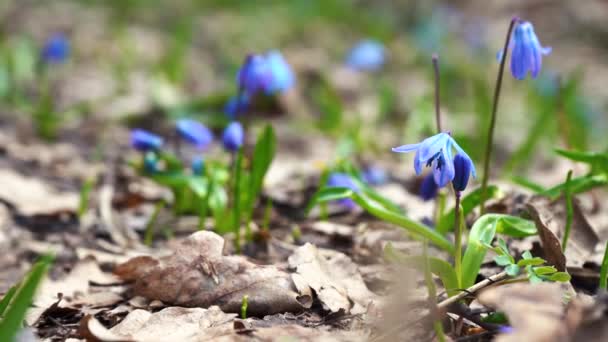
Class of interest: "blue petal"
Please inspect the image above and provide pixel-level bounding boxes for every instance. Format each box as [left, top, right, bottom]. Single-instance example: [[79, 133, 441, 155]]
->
[[433, 142, 455, 187], [414, 149, 423, 175], [452, 140, 477, 178], [417, 133, 449, 162], [392, 143, 421, 153]]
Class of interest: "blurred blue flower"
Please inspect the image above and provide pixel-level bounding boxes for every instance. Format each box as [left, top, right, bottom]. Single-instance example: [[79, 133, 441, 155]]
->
[[224, 94, 250, 119], [419, 173, 439, 201], [41, 33, 70, 64], [191, 156, 204, 176], [499, 21, 551, 80], [362, 166, 388, 185], [222, 121, 244, 152], [144, 152, 159, 173], [499, 326, 514, 334], [452, 154, 474, 192], [265, 50, 295, 94], [346, 39, 385, 72], [176, 119, 213, 149], [326, 172, 360, 209], [237, 54, 272, 96], [392, 132, 476, 188], [130, 129, 163, 152]]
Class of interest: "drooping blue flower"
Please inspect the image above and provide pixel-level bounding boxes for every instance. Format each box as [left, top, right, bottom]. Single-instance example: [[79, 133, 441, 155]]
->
[[452, 154, 474, 192], [326, 172, 360, 209], [265, 50, 295, 94], [500, 21, 551, 80], [392, 132, 476, 188], [345, 39, 385, 72], [237, 54, 272, 96], [130, 129, 163, 152], [419, 173, 439, 201], [176, 119, 213, 149], [191, 156, 204, 176], [222, 121, 244, 152], [41, 33, 70, 64], [362, 166, 388, 186]]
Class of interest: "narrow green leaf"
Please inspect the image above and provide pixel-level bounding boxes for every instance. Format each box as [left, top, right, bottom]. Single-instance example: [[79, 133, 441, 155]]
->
[[510, 176, 547, 193], [548, 272, 571, 282], [517, 257, 546, 267], [246, 125, 276, 216], [0, 255, 53, 342], [494, 255, 512, 266], [306, 187, 354, 214], [0, 285, 18, 317], [534, 266, 558, 275], [554, 149, 608, 171], [542, 174, 608, 199]]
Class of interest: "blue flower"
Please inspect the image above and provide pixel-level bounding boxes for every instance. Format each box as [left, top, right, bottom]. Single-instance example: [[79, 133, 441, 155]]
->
[[265, 50, 295, 94], [130, 129, 163, 152], [41, 33, 70, 64], [346, 40, 385, 72], [176, 119, 213, 149], [500, 21, 551, 80], [191, 156, 204, 176], [224, 94, 250, 119], [392, 132, 476, 188], [452, 154, 474, 192], [419, 173, 439, 201], [237, 54, 272, 96], [222, 121, 244, 152], [362, 166, 388, 186], [326, 172, 360, 209]]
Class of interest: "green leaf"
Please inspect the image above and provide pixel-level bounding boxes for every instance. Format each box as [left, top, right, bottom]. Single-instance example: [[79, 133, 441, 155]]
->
[[505, 264, 520, 277], [0, 255, 53, 342], [494, 255, 513, 267], [510, 176, 547, 193], [542, 174, 608, 199], [246, 125, 276, 216], [306, 187, 354, 213], [384, 244, 459, 297], [522, 250, 533, 259], [436, 185, 501, 234], [187, 177, 209, 197], [461, 214, 537, 288], [0, 285, 17, 318], [352, 192, 454, 253], [554, 149, 608, 171], [517, 257, 546, 267], [548, 272, 571, 282], [534, 266, 558, 275]]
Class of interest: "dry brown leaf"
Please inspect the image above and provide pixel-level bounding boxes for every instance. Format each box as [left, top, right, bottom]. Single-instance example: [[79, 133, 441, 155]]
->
[[114, 231, 304, 315], [478, 282, 574, 342], [79, 315, 134, 342], [109, 306, 236, 341], [527, 196, 599, 269], [288, 243, 377, 314]]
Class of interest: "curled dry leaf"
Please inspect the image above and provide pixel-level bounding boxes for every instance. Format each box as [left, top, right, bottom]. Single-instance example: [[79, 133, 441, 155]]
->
[[527, 195, 599, 270], [288, 243, 377, 314], [478, 282, 574, 342], [114, 231, 304, 315]]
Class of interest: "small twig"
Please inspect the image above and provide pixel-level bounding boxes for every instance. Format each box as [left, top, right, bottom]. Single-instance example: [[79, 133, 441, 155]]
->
[[438, 271, 508, 310]]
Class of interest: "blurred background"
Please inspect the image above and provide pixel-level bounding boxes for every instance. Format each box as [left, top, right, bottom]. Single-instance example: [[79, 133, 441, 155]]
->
[[0, 0, 606, 185]]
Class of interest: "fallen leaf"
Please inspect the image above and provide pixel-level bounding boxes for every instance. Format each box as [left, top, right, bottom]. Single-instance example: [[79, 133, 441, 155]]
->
[[288, 243, 377, 314], [478, 282, 574, 342], [109, 306, 236, 341], [114, 231, 304, 315], [79, 315, 133, 342], [527, 195, 599, 269]]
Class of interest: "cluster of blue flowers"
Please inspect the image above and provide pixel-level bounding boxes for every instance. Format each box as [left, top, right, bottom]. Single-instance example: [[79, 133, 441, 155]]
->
[[130, 118, 244, 174], [41, 33, 70, 64], [225, 50, 296, 118]]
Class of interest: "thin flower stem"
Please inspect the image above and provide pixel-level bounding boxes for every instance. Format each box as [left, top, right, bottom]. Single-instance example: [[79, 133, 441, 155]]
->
[[562, 170, 574, 252], [480, 17, 518, 215], [600, 240, 608, 290], [432, 54, 442, 132], [454, 191, 462, 287]]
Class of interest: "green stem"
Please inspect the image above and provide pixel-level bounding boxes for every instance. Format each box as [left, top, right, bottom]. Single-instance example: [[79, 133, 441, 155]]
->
[[562, 170, 573, 252], [479, 17, 518, 215], [144, 201, 164, 246], [454, 192, 462, 287], [198, 173, 214, 231], [600, 241, 608, 291], [232, 149, 243, 253], [353, 192, 455, 253], [432, 54, 442, 132]]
